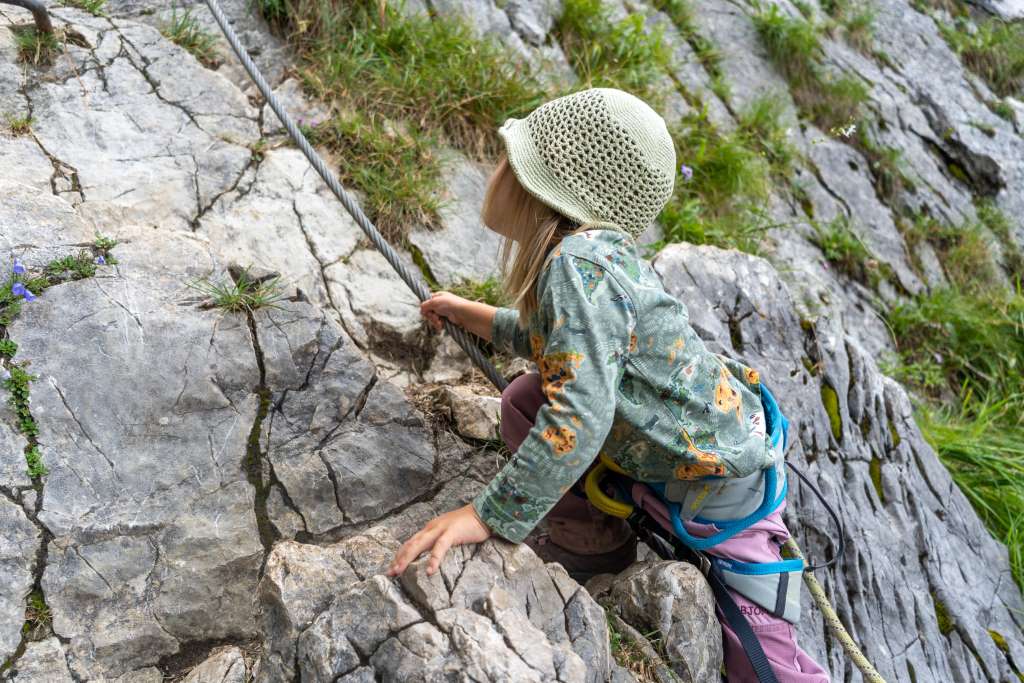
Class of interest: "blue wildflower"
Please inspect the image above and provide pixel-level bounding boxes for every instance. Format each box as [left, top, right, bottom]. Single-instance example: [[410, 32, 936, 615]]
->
[[12, 259, 25, 275], [679, 164, 693, 181], [11, 282, 36, 302], [95, 255, 106, 265]]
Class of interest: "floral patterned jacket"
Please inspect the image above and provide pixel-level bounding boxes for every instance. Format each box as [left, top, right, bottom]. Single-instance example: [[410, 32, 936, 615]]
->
[[473, 227, 774, 543]]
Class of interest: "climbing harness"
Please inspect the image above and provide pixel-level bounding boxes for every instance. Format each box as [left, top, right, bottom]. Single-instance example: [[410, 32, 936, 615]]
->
[[584, 383, 885, 683], [202, 1, 884, 679]]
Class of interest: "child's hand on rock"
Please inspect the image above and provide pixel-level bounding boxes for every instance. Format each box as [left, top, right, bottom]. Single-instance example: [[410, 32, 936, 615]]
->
[[420, 291, 468, 332], [386, 503, 492, 577]]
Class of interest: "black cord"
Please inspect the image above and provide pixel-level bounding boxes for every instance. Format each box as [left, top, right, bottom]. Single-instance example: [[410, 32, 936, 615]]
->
[[785, 461, 845, 571]]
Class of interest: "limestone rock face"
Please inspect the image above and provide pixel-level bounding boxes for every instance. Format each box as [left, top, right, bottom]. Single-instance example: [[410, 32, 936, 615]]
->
[[652, 243, 1024, 683], [258, 531, 613, 683], [2, 0, 1024, 680], [609, 562, 722, 683]]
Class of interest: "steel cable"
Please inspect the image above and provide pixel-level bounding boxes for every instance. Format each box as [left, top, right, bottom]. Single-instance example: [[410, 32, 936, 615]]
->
[[203, 0, 508, 391]]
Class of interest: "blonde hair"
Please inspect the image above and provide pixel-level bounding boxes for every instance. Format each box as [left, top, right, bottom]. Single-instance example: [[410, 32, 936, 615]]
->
[[481, 153, 589, 324]]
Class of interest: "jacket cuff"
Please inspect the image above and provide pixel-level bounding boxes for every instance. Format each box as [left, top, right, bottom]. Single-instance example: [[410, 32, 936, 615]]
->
[[491, 307, 521, 354], [472, 486, 532, 544]]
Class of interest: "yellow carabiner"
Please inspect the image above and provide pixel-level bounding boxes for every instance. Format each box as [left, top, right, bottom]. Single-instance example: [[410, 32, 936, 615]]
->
[[584, 462, 635, 519], [599, 451, 629, 475]]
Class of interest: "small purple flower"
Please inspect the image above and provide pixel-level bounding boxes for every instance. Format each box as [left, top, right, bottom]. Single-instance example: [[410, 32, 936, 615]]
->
[[11, 282, 36, 302], [12, 259, 25, 275], [95, 255, 106, 265], [680, 164, 693, 181]]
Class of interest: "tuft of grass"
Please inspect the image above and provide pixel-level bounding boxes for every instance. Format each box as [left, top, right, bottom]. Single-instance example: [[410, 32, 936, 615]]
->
[[606, 612, 668, 681], [809, 214, 889, 287], [649, 0, 726, 81], [939, 18, 1024, 98], [976, 198, 1024, 275], [61, 0, 106, 16], [903, 211, 1000, 294], [14, 26, 61, 65], [916, 393, 1024, 588], [160, 6, 220, 68], [555, 0, 673, 106], [186, 267, 289, 314], [22, 590, 51, 637], [4, 113, 33, 136], [735, 93, 796, 175], [308, 111, 445, 241], [988, 98, 1016, 122], [822, 1, 877, 54], [448, 277, 510, 308], [856, 129, 913, 202], [649, 106, 774, 255], [0, 339, 17, 358]]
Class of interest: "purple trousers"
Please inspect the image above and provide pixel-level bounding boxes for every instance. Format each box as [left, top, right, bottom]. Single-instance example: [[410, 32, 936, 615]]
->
[[501, 371, 830, 682]]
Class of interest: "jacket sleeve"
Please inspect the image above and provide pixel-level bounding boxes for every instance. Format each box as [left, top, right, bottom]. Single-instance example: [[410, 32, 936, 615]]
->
[[490, 307, 532, 360], [473, 252, 636, 543]]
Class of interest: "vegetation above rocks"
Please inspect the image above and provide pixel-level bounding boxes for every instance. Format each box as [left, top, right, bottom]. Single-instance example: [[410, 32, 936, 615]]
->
[[160, 5, 220, 68], [59, 0, 106, 17], [259, 0, 549, 240], [938, 16, 1024, 98]]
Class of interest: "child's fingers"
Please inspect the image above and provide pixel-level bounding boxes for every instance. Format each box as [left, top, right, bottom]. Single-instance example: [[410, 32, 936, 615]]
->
[[427, 532, 455, 576], [389, 526, 442, 575]]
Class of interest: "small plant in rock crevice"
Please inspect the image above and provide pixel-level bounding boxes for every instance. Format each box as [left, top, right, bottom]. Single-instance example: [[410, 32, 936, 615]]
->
[[160, 5, 220, 68], [186, 267, 289, 314], [13, 26, 62, 65], [4, 113, 33, 136]]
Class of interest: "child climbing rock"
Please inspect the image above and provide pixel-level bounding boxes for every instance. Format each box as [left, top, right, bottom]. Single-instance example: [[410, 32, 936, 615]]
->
[[387, 87, 829, 682]]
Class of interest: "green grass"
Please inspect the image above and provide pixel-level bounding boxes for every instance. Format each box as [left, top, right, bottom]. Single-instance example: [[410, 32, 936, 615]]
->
[[809, 214, 885, 286], [448, 277, 510, 307], [0, 339, 16, 358], [14, 26, 61, 65], [4, 113, 33, 136], [259, 0, 549, 240], [975, 199, 1024, 275], [916, 393, 1024, 588], [22, 590, 51, 637], [186, 267, 288, 314], [160, 6, 220, 68], [988, 98, 1016, 122], [300, 112, 445, 241], [822, 1, 877, 54], [751, 3, 870, 132], [939, 17, 1024, 98], [60, 0, 106, 16], [735, 92, 796, 175], [648, 106, 774, 255], [903, 211, 1000, 294], [649, 0, 727, 82], [555, 0, 673, 107]]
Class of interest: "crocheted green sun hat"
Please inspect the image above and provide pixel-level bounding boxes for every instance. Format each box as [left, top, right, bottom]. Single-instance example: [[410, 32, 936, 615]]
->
[[498, 87, 676, 240]]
